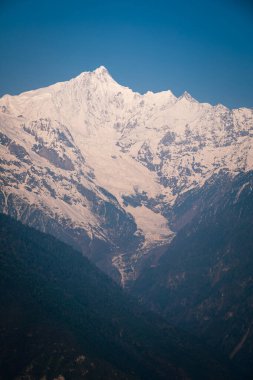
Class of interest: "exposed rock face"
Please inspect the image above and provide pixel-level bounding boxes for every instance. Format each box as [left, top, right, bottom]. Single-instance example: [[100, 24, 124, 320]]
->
[[0, 66, 253, 283]]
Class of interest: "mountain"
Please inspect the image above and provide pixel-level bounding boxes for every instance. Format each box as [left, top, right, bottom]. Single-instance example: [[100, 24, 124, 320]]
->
[[132, 170, 253, 379], [0, 66, 253, 283], [0, 213, 231, 380]]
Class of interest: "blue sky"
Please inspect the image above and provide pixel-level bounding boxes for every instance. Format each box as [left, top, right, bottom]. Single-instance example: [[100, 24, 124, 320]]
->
[[0, 0, 252, 108]]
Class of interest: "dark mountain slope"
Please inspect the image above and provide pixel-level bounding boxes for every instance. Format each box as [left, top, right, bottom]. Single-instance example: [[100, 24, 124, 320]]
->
[[0, 214, 230, 380], [132, 171, 253, 379]]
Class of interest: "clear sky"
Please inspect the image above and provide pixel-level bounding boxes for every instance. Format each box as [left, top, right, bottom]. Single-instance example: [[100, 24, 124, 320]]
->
[[0, 0, 252, 108]]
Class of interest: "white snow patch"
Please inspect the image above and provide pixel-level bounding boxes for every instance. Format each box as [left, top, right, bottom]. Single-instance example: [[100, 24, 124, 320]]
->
[[127, 205, 173, 248]]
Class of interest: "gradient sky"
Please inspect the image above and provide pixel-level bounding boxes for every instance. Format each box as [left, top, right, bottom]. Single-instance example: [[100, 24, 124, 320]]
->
[[0, 0, 252, 108]]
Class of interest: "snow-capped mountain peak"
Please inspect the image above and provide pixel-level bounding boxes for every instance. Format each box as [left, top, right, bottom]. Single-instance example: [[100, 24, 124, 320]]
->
[[74, 65, 115, 84], [0, 67, 253, 284], [93, 65, 110, 75], [178, 90, 197, 103]]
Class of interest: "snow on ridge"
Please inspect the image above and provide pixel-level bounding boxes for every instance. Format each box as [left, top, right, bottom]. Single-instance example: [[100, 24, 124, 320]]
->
[[0, 65, 222, 110]]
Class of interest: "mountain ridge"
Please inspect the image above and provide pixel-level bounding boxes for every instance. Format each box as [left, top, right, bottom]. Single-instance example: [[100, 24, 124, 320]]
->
[[132, 170, 253, 378], [1, 66, 253, 284], [0, 213, 232, 380]]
